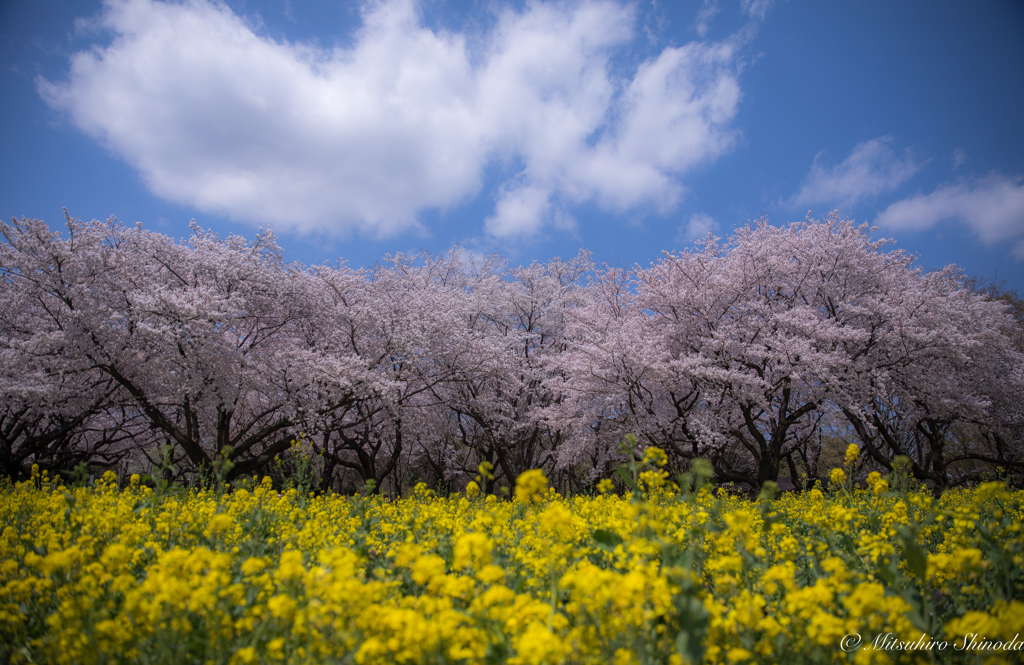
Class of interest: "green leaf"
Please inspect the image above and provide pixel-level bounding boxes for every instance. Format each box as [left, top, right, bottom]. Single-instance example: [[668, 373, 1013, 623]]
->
[[616, 467, 637, 489], [875, 559, 897, 586], [593, 529, 624, 548], [900, 528, 927, 578], [899, 587, 934, 633]]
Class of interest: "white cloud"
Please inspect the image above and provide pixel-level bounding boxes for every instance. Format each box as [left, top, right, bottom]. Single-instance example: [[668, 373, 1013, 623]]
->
[[695, 0, 720, 37], [875, 174, 1024, 259], [39, 0, 753, 239], [41, 0, 483, 238], [789, 136, 921, 210], [741, 0, 773, 23], [677, 211, 716, 242], [951, 148, 967, 170], [484, 183, 551, 238], [695, 0, 771, 38]]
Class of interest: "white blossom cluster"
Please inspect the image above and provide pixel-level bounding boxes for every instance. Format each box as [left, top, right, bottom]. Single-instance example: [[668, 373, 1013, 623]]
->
[[1, 212, 1021, 492]]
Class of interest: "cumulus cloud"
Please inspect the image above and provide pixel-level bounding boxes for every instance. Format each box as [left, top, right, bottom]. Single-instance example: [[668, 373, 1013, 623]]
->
[[875, 174, 1024, 259], [40, 0, 484, 238], [485, 183, 551, 238], [38, 0, 753, 239], [789, 136, 921, 209]]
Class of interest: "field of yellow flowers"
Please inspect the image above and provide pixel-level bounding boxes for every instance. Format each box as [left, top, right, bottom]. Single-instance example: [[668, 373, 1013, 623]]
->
[[2, 447, 1023, 665]]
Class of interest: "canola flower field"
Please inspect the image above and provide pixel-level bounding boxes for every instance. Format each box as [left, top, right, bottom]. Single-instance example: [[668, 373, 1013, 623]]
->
[[2, 446, 1023, 665]]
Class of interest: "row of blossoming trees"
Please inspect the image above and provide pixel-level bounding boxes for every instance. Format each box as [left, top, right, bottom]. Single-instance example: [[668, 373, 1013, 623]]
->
[[2, 212, 1022, 493]]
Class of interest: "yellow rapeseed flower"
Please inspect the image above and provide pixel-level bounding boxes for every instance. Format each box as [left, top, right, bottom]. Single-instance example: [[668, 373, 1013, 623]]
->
[[844, 444, 860, 466], [3, 456, 1022, 665], [515, 469, 549, 504]]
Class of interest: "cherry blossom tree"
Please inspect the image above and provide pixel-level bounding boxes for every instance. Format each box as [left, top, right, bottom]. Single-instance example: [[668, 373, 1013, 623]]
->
[[0, 224, 133, 479], [303, 249, 493, 494], [555, 263, 693, 483], [430, 251, 594, 492], [839, 266, 1024, 488], [2, 211, 1019, 490], [0, 214, 315, 480], [0, 216, 139, 479], [676, 216, 906, 488], [560, 213, 1024, 490]]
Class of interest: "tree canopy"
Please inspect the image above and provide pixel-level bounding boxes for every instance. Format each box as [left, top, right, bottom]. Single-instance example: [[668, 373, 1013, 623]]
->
[[2, 212, 1021, 492]]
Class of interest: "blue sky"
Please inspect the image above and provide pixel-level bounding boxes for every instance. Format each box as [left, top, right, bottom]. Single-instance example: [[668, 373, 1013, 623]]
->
[[3, 0, 1023, 288]]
